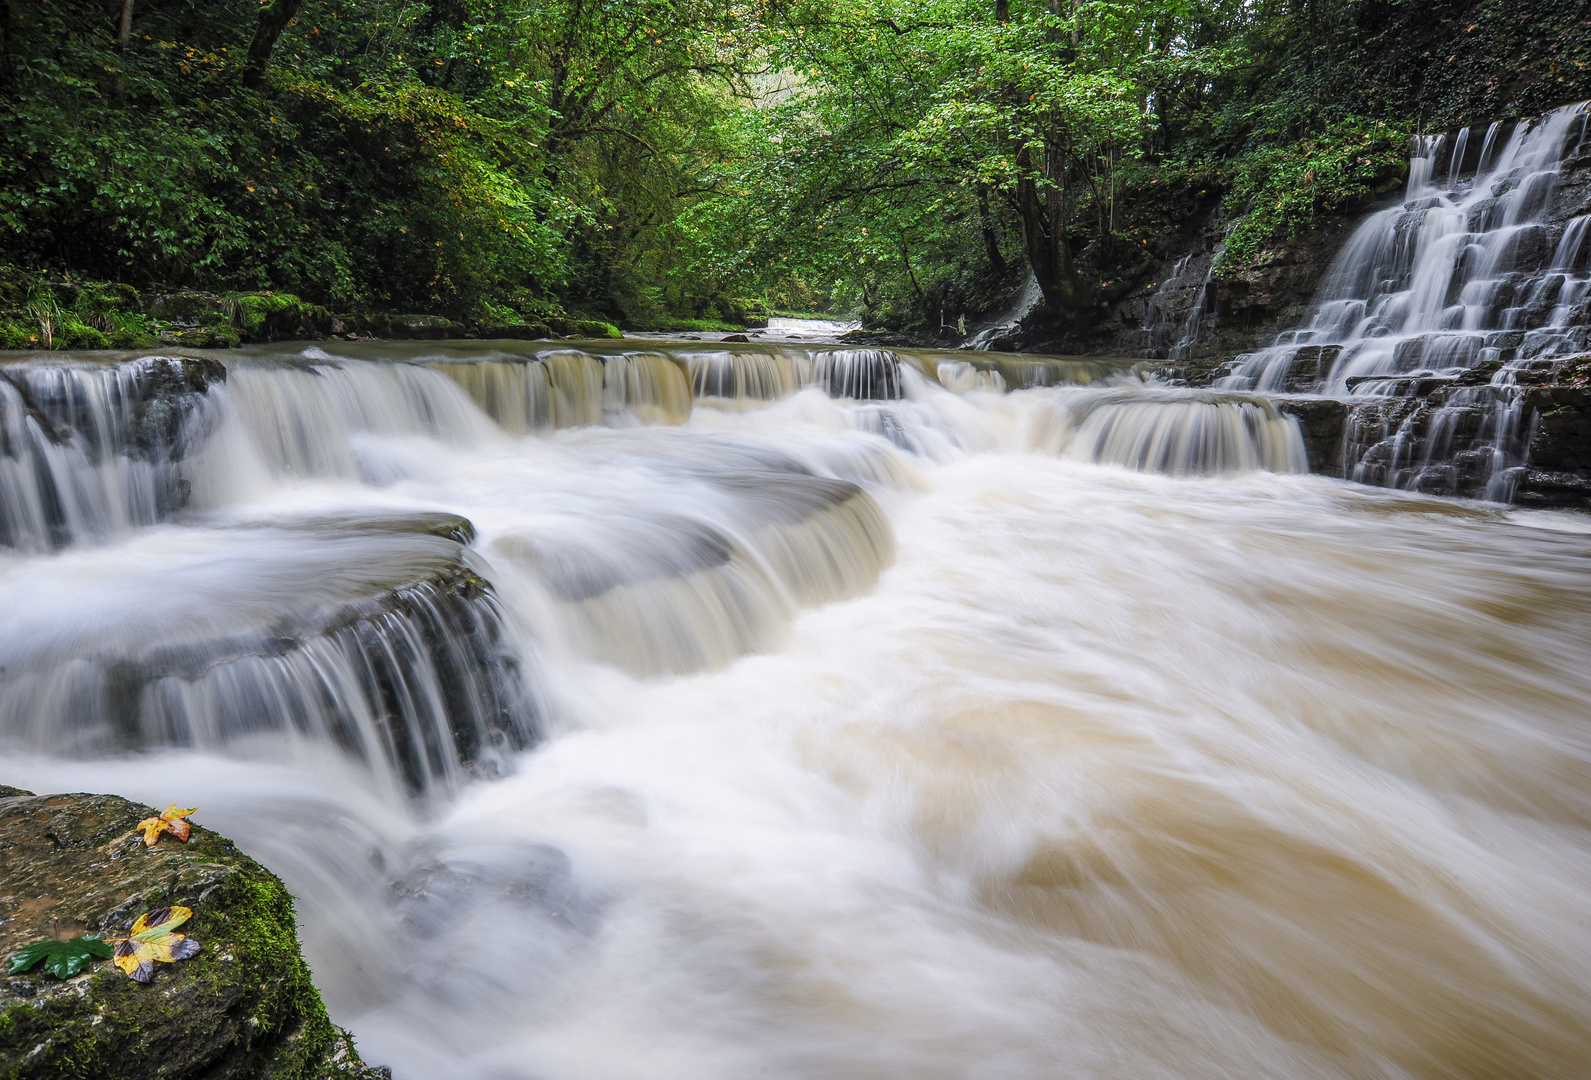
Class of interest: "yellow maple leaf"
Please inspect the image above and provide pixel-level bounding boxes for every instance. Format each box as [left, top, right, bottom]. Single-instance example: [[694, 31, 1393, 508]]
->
[[135, 805, 197, 847], [107, 907, 201, 983]]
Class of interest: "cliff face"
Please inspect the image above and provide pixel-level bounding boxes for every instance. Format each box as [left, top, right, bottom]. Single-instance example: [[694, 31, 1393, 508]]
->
[[1087, 198, 1396, 372], [0, 789, 387, 1080]]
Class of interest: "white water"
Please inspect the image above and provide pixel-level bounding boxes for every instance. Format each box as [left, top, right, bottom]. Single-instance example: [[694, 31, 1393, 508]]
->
[[5, 345, 1591, 1079], [762, 316, 862, 341], [1212, 100, 1591, 499], [1224, 102, 1591, 396]]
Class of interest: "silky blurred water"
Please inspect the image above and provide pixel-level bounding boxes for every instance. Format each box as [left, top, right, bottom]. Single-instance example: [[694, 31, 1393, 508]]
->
[[4, 347, 1591, 1079]]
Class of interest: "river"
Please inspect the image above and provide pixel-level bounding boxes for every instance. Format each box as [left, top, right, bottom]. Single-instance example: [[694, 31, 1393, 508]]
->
[[3, 341, 1590, 1078]]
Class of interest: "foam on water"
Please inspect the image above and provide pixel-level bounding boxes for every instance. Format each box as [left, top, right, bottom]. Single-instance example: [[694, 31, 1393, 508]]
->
[[4, 342, 1591, 1079]]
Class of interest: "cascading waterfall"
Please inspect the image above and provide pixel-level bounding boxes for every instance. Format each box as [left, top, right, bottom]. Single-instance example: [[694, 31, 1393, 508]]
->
[[1027, 387, 1308, 475], [0, 342, 1305, 783], [0, 356, 223, 548], [1219, 100, 1591, 498], [7, 328, 1590, 1080], [1141, 245, 1222, 362], [0, 527, 534, 798]]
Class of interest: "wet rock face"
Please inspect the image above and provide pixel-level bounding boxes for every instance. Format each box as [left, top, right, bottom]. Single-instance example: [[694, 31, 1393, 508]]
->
[[1519, 384, 1591, 506], [1275, 398, 1349, 477], [1080, 199, 1379, 372], [0, 791, 387, 1080]]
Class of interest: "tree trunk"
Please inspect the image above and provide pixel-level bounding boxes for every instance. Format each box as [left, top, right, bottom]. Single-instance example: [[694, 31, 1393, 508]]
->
[[241, 0, 303, 91], [900, 243, 925, 301], [117, 0, 134, 49], [111, 0, 134, 101], [1014, 141, 1086, 318], [976, 184, 1007, 278]]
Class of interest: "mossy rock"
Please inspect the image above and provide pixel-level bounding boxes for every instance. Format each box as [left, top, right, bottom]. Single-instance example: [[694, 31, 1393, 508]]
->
[[231, 294, 333, 343], [106, 326, 158, 349], [721, 298, 769, 329], [144, 292, 228, 323], [0, 791, 387, 1080], [53, 318, 109, 351], [476, 322, 552, 341], [339, 314, 462, 340], [570, 319, 622, 339], [0, 321, 32, 350], [157, 325, 242, 350]]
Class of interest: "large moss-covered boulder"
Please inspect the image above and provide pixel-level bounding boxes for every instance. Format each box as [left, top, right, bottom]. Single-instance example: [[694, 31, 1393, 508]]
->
[[338, 314, 462, 340], [0, 790, 386, 1080], [231, 294, 333, 343]]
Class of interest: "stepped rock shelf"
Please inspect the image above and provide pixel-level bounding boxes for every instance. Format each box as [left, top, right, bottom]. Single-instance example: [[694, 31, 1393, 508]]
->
[[1169, 100, 1591, 504], [0, 788, 388, 1080]]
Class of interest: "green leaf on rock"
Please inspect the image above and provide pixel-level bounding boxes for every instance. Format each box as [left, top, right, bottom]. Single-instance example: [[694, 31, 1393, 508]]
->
[[8, 935, 115, 979]]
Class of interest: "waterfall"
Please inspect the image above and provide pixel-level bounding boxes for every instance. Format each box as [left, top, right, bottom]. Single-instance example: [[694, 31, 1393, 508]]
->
[[1169, 253, 1220, 363], [961, 272, 1044, 350], [0, 527, 536, 799], [0, 339, 1304, 799], [6, 331, 1591, 1080], [489, 470, 893, 677], [0, 356, 223, 549], [1218, 100, 1591, 499], [1142, 254, 1193, 356], [1141, 243, 1222, 362], [1026, 388, 1308, 475]]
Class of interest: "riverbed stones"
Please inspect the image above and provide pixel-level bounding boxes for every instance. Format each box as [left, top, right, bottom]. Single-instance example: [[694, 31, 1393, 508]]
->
[[0, 790, 387, 1080]]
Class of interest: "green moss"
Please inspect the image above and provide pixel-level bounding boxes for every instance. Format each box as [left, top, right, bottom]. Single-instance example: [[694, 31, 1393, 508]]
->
[[626, 316, 747, 333], [229, 292, 331, 342], [572, 318, 622, 339], [720, 297, 768, 327], [0, 320, 32, 349], [146, 291, 228, 323], [106, 324, 157, 348], [53, 317, 108, 350], [0, 806, 367, 1080], [477, 321, 553, 340], [340, 312, 461, 339], [196, 866, 338, 1079]]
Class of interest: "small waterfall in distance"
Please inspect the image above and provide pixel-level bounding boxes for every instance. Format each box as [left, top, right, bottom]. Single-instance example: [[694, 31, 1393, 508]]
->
[[1027, 388, 1307, 475]]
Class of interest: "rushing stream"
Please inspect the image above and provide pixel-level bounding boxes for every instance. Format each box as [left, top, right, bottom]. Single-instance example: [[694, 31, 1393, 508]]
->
[[3, 340, 1591, 1078]]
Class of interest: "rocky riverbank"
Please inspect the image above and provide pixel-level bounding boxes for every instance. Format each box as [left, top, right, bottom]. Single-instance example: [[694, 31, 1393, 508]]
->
[[0, 788, 388, 1080]]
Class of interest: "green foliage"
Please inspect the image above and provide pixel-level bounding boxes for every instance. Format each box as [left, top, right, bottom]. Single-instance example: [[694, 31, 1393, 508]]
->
[[0, 0, 1585, 335], [628, 316, 747, 333], [0, 0, 749, 319], [0, 321, 31, 349], [1221, 121, 1408, 265], [7, 937, 114, 980]]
